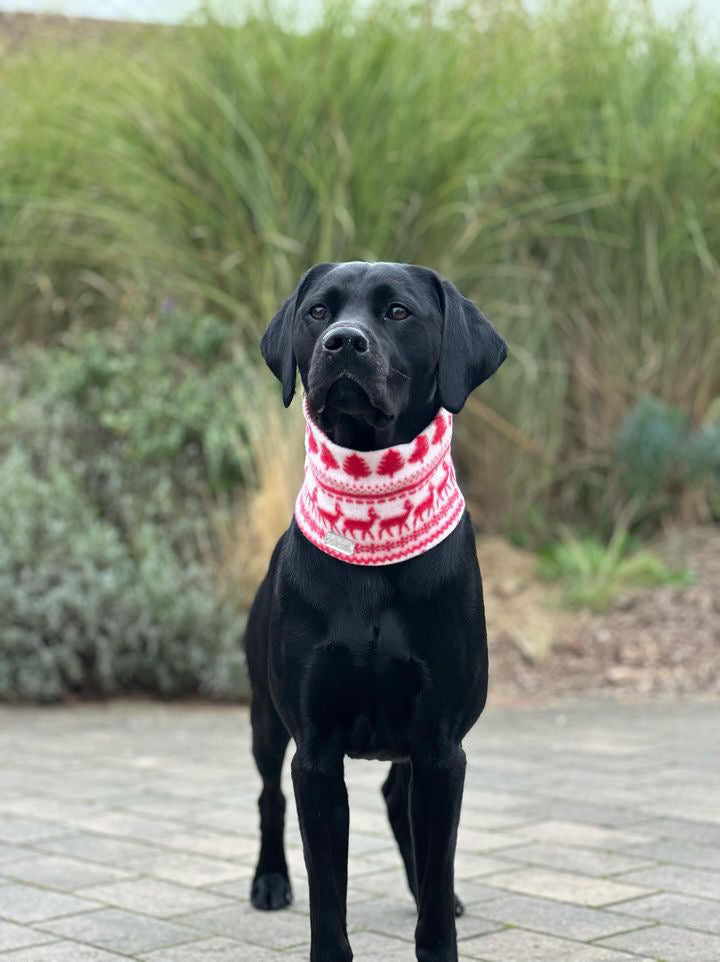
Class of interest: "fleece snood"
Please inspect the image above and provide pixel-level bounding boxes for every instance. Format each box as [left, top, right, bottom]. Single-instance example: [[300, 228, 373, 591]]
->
[[294, 399, 465, 565]]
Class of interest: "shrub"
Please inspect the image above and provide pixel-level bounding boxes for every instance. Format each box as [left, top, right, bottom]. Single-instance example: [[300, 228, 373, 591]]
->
[[0, 314, 255, 702], [613, 396, 720, 522], [31, 309, 257, 491], [0, 446, 247, 701]]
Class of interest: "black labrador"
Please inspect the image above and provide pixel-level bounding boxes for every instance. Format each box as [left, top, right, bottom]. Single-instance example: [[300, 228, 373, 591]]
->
[[245, 261, 507, 962]]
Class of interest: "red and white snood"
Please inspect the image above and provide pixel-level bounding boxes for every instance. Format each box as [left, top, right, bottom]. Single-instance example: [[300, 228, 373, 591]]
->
[[295, 399, 465, 565]]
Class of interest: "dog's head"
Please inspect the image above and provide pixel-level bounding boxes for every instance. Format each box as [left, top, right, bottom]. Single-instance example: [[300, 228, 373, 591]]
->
[[261, 261, 507, 443]]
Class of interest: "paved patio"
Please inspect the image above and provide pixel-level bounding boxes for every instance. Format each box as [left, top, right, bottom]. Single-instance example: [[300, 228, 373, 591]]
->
[[0, 698, 719, 961]]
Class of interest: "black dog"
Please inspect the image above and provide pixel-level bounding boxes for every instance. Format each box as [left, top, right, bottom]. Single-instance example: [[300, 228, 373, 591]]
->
[[246, 261, 507, 962]]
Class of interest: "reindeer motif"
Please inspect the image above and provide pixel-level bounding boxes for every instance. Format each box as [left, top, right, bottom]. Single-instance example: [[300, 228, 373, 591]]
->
[[436, 462, 452, 501], [343, 507, 378, 541], [413, 485, 434, 526], [315, 494, 343, 533], [378, 499, 414, 538]]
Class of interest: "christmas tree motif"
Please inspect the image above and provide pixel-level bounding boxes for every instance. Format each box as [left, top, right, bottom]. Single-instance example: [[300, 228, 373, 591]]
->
[[320, 443, 339, 471], [307, 428, 318, 454], [377, 448, 405, 478], [343, 452, 371, 480], [431, 414, 447, 445], [408, 434, 429, 464]]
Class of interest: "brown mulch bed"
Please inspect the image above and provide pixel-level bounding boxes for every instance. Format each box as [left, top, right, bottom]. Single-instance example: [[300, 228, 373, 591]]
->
[[486, 526, 720, 704]]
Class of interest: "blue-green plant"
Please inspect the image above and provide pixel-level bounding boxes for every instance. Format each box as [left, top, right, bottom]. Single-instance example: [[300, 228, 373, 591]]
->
[[613, 396, 720, 521]]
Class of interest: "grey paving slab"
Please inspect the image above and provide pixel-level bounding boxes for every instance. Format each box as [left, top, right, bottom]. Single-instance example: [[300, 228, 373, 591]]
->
[[77, 878, 233, 918], [0, 943, 129, 961], [38, 908, 196, 955], [630, 816, 720, 846], [598, 923, 720, 961], [458, 808, 531, 831], [496, 841, 655, 877], [481, 867, 651, 906], [451, 827, 527, 852], [0, 846, 33, 867], [617, 891, 720, 934], [615, 863, 720, 900], [459, 927, 652, 961], [453, 879, 511, 907], [348, 866, 417, 899], [625, 837, 720, 871], [160, 831, 257, 862], [38, 834, 164, 866], [125, 851, 251, 888], [3, 856, 134, 891], [639, 796, 720, 824], [461, 788, 528, 811], [69, 813, 189, 843], [176, 901, 311, 949], [0, 698, 717, 961], [452, 850, 517, 879], [333, 930, 415, 960], [508, 799, 656, 828], [0, 882, 99, 923], [0, 919, 57, 952], [203, 878, 264, 900], [140, 936, 288, 961], [502, 819, 654, 850], [0, 818, 67, 845], [473, 892, 647, 941]]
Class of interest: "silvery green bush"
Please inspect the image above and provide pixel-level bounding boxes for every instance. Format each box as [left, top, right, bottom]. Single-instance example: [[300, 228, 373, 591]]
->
[[0, 316, 250, 702]]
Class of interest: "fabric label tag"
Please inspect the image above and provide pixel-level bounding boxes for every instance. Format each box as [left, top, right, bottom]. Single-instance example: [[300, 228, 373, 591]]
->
[[324, 532, 355, 556]]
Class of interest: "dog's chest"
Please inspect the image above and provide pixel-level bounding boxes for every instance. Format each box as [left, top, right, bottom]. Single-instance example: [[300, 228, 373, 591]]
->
[[304, 603, 424, 761]]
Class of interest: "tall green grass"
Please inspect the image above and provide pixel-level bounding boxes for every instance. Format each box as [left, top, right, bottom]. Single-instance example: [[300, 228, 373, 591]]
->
[[1, 0, 718, 532]]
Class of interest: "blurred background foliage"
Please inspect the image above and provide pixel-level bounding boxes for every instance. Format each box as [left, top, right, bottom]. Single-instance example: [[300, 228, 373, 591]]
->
[[0, 0, 718, 699]]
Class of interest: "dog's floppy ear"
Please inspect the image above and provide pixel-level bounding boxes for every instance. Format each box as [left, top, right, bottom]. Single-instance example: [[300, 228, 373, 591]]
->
[[261, 263, 333, 407], [436, 277, 507, 414], [260, 292, 298, 408]]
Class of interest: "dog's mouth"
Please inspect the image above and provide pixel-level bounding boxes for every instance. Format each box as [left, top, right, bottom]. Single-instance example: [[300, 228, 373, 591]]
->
[[309, 372, 395, 426]]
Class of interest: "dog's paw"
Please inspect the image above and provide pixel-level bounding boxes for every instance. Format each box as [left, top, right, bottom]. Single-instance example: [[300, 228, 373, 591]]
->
[[251, 871, 293, 910], [310, 939, 353, 962], [454, 893, 465, 917], [417, 949, 457, 962]]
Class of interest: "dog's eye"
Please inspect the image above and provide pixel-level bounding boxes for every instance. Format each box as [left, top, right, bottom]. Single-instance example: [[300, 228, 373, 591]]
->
[[309, 304, 328, 321], [386, 304, 410, 321]]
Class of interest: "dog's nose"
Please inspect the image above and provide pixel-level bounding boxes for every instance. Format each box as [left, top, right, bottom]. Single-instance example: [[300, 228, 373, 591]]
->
[[322, 325, 369, 355]]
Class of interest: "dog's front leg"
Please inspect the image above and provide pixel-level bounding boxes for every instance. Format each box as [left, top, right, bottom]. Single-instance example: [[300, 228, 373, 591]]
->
[[410, 746, 466, 962], [291, 749, 352, 962]]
